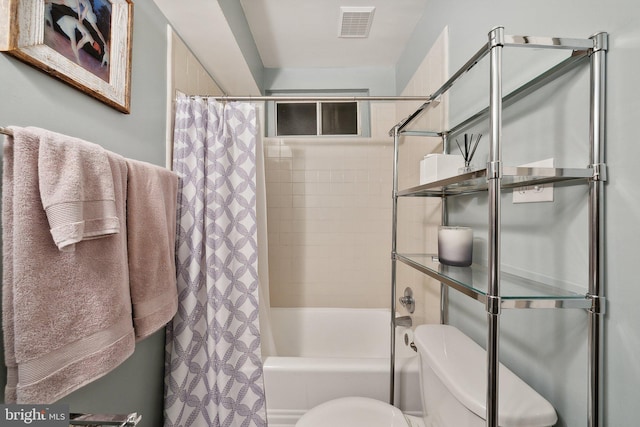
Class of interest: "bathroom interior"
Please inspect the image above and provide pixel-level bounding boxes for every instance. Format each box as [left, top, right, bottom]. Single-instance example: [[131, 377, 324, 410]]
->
[[0, 0, 639, 426]]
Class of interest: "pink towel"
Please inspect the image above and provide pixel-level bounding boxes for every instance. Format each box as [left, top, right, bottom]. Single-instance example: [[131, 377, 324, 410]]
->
[[125, 159, 179, 341], [37, 127, 119, 252], [2, 127, 135, 404]]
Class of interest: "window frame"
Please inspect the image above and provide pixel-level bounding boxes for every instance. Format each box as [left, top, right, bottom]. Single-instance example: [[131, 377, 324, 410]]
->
[[274, 100, 361, 137]]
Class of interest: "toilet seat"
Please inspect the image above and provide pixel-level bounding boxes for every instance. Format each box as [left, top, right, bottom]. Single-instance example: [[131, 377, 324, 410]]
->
[[296, 396, 424, 427]]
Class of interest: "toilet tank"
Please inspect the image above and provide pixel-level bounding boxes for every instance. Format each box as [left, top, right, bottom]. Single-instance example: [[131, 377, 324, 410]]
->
[[414, 325, 558, 427]]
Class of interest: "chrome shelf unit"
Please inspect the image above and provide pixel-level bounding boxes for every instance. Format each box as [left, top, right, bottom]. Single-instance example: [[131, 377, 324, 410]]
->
[[388, 27, 607, 427]]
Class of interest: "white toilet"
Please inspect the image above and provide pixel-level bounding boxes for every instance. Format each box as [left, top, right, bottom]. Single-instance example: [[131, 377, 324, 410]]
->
[[296, 324, 558, 427]]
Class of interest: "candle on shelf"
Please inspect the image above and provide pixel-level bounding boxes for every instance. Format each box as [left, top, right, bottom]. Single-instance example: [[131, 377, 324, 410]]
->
[[438, 226, 473, 267]]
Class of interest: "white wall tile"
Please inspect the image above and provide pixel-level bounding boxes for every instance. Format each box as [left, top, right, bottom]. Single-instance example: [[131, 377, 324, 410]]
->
[[266, 27, 449, 311], [267, 139, 394, 308]]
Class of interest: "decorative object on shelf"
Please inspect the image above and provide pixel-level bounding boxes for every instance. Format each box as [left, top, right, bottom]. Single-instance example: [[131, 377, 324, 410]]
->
[[419, 153, 465, 185], [455, 133, 482, 173], [0, 0, 133, 113], [438, 226, 473, 267]]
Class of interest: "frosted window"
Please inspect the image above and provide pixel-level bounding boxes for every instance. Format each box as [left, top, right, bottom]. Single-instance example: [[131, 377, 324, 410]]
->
[[322, 102, 358, 135], [276, 103, 317, 136], [276, 102, 360, 136]]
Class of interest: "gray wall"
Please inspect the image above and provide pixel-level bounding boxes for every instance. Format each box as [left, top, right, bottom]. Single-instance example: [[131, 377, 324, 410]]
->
[[397, 1, 640, 426], [264, 66, 396, 95], [0, 2, 171, 425]]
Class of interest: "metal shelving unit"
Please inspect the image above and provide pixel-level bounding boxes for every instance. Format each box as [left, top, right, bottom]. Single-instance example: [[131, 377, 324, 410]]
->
[[388, 27, 607, 427]]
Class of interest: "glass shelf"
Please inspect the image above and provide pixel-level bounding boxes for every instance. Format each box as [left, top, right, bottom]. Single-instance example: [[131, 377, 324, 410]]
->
[[396, 253, 591, 309], [398, 165, 594, 197]]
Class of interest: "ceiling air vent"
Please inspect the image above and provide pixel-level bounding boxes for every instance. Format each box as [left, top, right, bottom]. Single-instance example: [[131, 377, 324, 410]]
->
[[338, 6, 375, 38]]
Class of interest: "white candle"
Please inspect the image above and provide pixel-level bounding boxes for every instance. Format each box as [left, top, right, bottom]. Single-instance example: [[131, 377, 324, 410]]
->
[[438, 226, 473, 267]]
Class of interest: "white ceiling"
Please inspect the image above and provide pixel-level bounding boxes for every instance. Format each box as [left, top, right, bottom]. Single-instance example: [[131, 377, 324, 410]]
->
[[239, 0, 429, 68], [153, 0, 428, 94]]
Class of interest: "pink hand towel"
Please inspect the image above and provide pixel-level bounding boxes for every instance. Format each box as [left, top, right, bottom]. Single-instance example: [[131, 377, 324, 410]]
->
[[37, 127, 120, 252], [125, 159, 179, 341], [2, 127, 135, 404]]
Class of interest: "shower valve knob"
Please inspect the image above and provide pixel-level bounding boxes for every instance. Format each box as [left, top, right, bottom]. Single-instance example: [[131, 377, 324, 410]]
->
[[399, 296, 413, 305], [399, 287, 415, 314]]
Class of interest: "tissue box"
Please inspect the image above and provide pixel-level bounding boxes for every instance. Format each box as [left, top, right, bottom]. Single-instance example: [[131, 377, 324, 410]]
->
[[420, 154, 464, 185]]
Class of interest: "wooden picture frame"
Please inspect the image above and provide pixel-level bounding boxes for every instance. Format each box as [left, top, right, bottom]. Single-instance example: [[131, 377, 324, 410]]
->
[[0, 0, 133, 113]]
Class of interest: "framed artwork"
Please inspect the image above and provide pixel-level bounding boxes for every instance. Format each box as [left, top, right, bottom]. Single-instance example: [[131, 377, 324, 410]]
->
[[0, 0, 133, 113]]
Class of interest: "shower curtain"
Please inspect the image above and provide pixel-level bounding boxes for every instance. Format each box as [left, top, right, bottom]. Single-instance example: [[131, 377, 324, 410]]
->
[[164, 95, 268, 427]]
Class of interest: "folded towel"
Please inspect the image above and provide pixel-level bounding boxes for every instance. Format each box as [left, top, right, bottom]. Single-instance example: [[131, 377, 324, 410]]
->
[[2, 129, 17, 403], [37, 127, 119, 252], [2, 127, 135, 404], [125, 159, 179, 341]]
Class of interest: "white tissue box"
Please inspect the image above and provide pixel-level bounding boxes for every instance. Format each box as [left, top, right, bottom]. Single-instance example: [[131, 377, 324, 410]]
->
[[420, 154, 464, 185]]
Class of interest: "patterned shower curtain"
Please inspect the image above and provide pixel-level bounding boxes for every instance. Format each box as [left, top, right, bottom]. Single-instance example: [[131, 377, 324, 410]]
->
[[164, 95, 267, 427]]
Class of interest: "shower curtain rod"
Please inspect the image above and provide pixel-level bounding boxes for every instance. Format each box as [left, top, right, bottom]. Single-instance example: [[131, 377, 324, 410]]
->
[[1, 94, 428, 137], [0, 95, 429, 137], [183, 95, 430, 102]]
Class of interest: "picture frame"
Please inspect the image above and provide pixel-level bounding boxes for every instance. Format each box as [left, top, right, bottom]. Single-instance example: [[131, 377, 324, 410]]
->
[[0, 0, 133, 113]]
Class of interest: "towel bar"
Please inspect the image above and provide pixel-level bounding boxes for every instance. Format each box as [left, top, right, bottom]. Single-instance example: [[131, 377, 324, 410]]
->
[[69, 412, 141, 427]]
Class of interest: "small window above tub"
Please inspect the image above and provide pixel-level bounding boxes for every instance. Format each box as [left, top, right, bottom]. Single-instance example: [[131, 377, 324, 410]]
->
[[275, 101, 360, 137]]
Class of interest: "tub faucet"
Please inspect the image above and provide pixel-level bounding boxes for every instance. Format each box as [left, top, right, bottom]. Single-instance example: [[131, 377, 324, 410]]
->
[[395, 316, 412, 328]]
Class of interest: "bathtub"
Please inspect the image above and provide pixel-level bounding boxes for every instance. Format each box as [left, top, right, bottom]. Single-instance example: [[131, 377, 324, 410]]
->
[[263, 307, 422, 427]]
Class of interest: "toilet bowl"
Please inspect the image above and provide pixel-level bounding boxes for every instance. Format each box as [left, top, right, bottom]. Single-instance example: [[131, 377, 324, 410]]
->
[[296, 396, 425, 427], [296, 324, 557, 427]]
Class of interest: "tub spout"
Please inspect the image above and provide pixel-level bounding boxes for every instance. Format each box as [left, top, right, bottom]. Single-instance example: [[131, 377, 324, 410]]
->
[[395, 316, 412, 328]]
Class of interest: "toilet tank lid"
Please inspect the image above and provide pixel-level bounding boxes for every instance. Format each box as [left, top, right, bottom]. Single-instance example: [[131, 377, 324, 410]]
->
[[414, 324, 558, 427]]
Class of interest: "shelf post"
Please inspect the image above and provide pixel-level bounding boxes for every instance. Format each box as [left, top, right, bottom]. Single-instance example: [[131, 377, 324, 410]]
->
[[588, 31, 607, 427], [389, 125, 401, 406], [486, 26, 504, 427], [441, 133, 450, 325]]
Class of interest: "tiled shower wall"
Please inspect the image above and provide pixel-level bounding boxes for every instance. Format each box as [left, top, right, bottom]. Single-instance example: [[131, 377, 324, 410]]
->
[[264, 118, 396, 308], [265, 28, 448, 313]]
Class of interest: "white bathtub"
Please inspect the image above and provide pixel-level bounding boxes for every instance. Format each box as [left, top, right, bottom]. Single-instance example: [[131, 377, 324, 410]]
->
[[263, 307, 422, 427]]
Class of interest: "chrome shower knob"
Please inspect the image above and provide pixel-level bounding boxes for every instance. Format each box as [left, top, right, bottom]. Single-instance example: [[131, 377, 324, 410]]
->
[[399, 287, 415, 314]]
